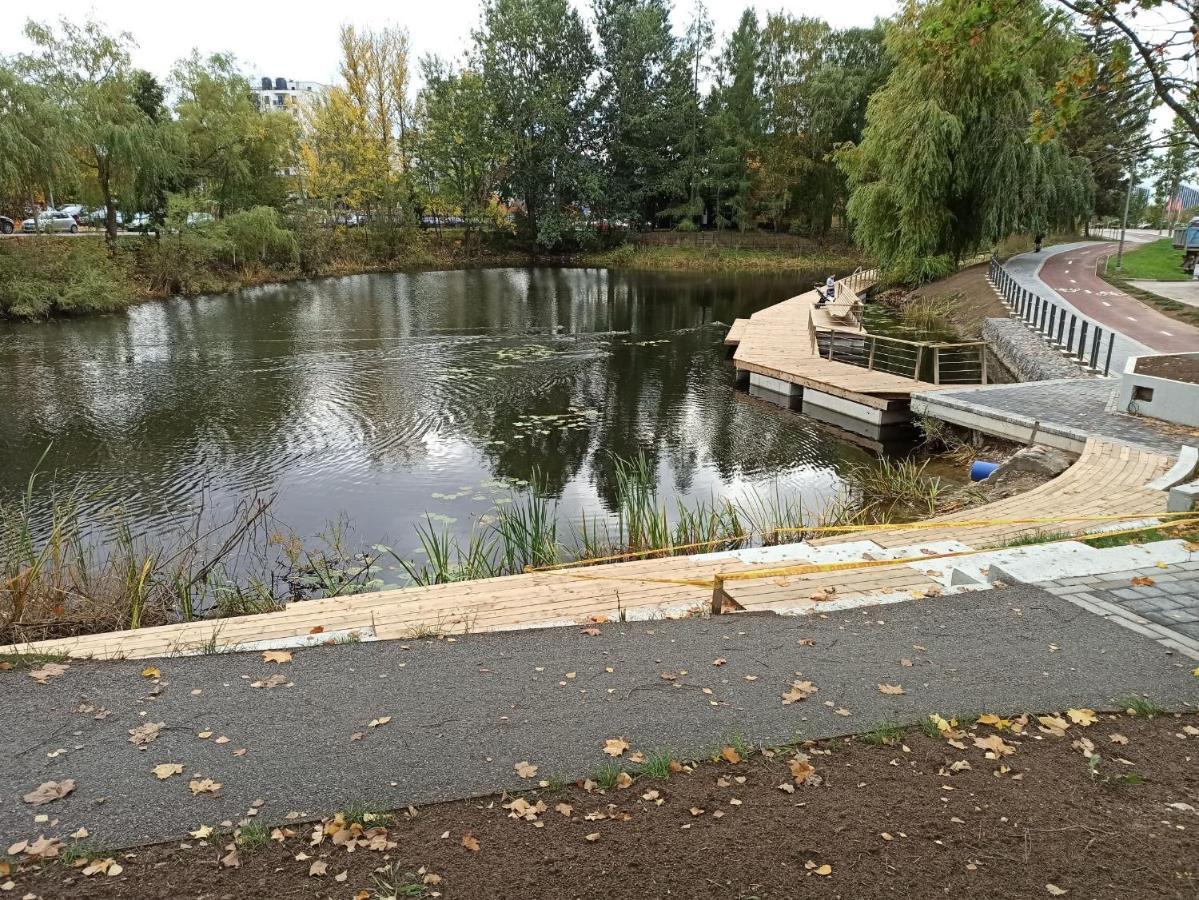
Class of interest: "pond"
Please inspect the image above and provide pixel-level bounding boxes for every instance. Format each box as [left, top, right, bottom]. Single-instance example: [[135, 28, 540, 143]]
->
[[0, 266, 878, 557]]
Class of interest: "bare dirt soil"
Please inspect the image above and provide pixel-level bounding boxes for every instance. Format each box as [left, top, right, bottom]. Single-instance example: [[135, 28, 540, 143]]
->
[[1136, 353, 1199, 386], [7, 712, 1197, 899]]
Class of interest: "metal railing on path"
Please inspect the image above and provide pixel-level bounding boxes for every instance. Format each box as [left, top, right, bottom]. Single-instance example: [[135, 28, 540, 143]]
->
[[988, 256, 1116, 377]]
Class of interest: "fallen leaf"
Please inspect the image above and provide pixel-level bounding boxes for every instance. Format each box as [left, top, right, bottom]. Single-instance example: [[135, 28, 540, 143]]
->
[[877, 683, 905, 695], [250, 673, 288, 689], [900, 658, 913, 667], [713, 657, 726, 666], [1108, 733, 1128, 744], [602, 738, 630, 758], [152, 763, 184, 780], [585, 832, 601, 842], [555, 803, 573, 817], [367, 716, 391, 728], [835, 707, 851, 716], [263, 650, 293, 663], [789, 757, 815, 784], [22, 779, 75, 806], [188, 778, 222, 795], [308, 860, 328, 877], [461, 832, 481, 852], [1037, 715, 1069, 736], [514, 760, 538, 778], [1067, 708, 1097, 727], [580, 627, 601, 636], [1130, 576, 1154, 587], [28, 663, 69, 684], [69, 828, 88, 839], [781, 680, 817, 704], [973, 734, 1015, 757], [189, 825, 213, 839], [309, 626, 325, 634], [129, 721, 165, 745], [720, 746, 742, 764], [141, 666, 161, 679], [812, 863, 832, 876], [220, 848, 240, 868], [1046, 885, 1067, 896]]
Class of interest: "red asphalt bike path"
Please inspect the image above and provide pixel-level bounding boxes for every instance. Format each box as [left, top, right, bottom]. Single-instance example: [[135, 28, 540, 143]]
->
[[1037, 242, 1199, 354]]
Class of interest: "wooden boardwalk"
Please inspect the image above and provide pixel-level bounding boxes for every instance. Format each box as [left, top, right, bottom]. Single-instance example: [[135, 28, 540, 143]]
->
[[1, 441, 1173, 661], [729, 280, 947, 407]]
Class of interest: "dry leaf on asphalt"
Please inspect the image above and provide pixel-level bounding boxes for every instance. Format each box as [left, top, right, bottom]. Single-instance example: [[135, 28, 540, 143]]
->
[[368, 716, 391, 728], [189, 778, 222, 795], [262, 650, 293, 663], [251, 674, 288, 689], [781, 680, 817, 704], [27, 663, 69, 684], [1067, 708, 1097, 726], [22, 779, 75, 806], [461, 832, 481, 852], [713, 657, 726, 666], [602, 738, 630, 757], [140, 666, 161, 679], [189, 825, 213, 839], [580, 627, 601, 636], [129, 721, 165, 745], [877, 683, 905, 695], [152, 763, 184, 780], [720, 746, 742, 764], [514, 760, 538, 778]]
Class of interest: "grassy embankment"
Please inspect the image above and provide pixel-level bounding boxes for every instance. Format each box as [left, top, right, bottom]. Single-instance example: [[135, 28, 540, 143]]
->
[[1099, 238, 1199, 329], [585, 242, 865, 273]]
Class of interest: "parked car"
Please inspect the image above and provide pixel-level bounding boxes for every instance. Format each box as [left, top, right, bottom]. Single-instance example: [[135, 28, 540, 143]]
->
[[185, 212, 215, 227], [21, 210, 78, 233], [125, 213, 153, 232], [59, 203, 86, 224], [89, 208, 124, 227], [0, 216, 13, 235]]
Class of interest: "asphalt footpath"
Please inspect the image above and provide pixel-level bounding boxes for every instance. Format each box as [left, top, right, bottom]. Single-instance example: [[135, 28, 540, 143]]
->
[[2, 584, 1196, 849]]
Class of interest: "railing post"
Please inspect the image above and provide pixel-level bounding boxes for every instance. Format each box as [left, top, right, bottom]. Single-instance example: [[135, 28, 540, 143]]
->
[[1056, 312, 1066, 347], [980, 348, 988, 384], [1066, 315, 1076, 354], [827, 332, 836, 361], [1090, 328, 1101, 371], [1103, 333, 1115, 376], [1047, 305, 1056, 339], [913, 344, 924, 381], [933, 347, 941, 385], [867, 336, 877, 370], [1077, 321, 1088, 361]]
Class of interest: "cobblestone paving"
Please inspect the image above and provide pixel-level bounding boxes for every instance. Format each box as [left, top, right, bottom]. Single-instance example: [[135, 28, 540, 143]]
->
[[931, 378, 1193, 455], [1041, 560, 1199, 661]]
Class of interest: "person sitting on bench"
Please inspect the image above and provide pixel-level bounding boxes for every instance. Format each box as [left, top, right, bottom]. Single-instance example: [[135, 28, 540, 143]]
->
[[815, 275, 836, 307]]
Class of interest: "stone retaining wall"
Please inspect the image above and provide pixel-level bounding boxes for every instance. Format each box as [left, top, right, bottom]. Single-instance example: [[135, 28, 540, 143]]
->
[[982, 318, 1084, 383]]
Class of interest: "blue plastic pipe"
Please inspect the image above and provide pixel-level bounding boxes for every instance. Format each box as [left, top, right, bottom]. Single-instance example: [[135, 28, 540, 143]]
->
[[970, 460, 999, 482]]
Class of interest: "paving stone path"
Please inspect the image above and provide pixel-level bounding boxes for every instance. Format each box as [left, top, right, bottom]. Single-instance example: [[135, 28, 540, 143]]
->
[[1042, 560, 1199, 660]]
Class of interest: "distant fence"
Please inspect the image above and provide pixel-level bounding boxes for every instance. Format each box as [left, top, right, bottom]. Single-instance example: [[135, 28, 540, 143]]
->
[[632, 230, 849, 252], [987, 256, 1116, 377]]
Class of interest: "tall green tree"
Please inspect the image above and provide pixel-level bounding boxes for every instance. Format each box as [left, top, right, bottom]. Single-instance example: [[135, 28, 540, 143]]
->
[[839, 0, 1093, 282], [473, 0, 595, 247], [17, 18, 174, 239], [707, 10, 763, 230], [172, 53, 295, 217], [669, 0, 714, 229], [591, 0, 686, 225], [414, 60, 509, 252], [0, 65, 72, 220]]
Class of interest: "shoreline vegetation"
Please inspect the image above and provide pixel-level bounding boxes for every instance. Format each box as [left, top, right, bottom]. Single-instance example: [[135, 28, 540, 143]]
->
[[0, 231, 866, 322], [2, 452, 945, 647]]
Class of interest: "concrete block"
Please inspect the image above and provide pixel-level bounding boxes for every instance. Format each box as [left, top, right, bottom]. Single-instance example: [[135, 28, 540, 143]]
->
[[1168, 480, 1199, 513]]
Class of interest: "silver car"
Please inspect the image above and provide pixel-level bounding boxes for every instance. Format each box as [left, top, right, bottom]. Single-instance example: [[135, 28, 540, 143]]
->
[[21, 210, 79, 233]]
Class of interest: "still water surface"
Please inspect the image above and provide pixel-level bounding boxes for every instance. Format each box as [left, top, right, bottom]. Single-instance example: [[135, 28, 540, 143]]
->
[[0, 267, 875, 552]]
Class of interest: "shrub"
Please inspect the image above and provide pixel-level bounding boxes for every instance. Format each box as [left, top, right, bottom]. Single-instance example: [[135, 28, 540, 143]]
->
[[0, 240, 132, 319]]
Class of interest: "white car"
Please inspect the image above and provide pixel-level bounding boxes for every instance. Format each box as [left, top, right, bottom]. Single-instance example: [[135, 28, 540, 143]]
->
[[21, 210, 78, 233]]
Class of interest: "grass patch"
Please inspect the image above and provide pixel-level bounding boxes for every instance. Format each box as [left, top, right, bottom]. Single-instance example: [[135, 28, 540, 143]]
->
[[370, 861, 431, 898], [57, 842, 110, 867], [235, 823, 271, 851], [342, 803, 395, 828], [592, 762, 624, 791], [638, 749, 675, 779], [1118, 695, 1165, 718], [858, 721, 904, 747], [919, 716, 943, 739], [585, 243, 864, 274], [0, 650, 69, 671], [844, 457, 941, 521], [1105, 238, 1190, 281]]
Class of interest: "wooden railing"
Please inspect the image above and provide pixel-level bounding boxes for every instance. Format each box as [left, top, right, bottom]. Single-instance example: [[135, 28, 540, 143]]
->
[[813, 331, 988, 384]]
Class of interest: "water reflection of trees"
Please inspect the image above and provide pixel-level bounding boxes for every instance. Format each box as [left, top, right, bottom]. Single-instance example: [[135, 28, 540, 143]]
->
[[0, 265, 856, 538]]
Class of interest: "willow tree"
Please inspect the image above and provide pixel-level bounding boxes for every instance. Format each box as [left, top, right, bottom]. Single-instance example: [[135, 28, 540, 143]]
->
[[838, 0, 1092, 283]]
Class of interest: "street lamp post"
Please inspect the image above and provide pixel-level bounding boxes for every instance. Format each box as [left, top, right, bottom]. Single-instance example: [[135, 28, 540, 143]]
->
[[1115, 158, 1136, 272]]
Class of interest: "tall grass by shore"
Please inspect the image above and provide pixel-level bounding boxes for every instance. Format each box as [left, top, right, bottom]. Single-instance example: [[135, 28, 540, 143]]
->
[[2, 451, 948, 644], [585, 243, 865, 273]]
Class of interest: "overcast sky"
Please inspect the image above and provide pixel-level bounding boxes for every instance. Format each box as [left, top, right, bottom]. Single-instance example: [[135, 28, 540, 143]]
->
[[0, 0, 897, 85]]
